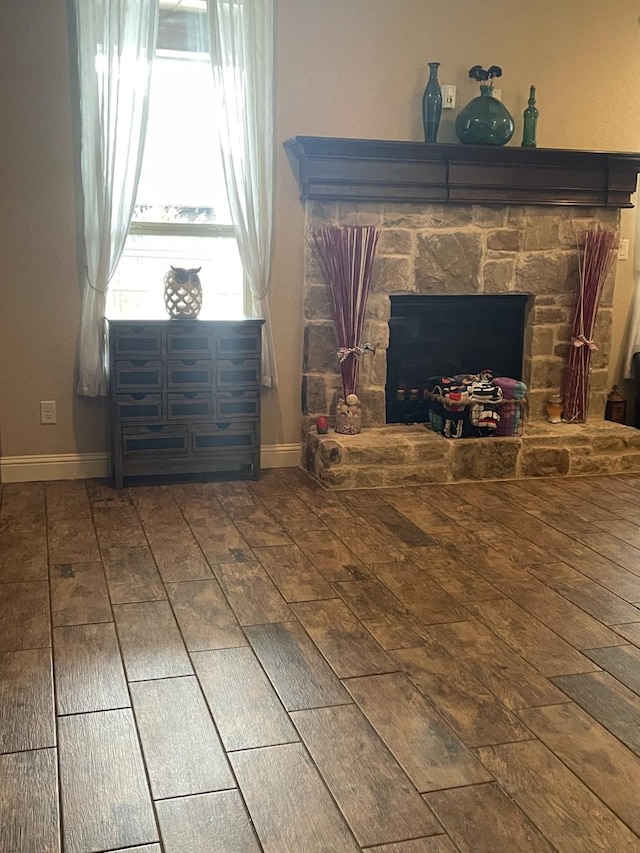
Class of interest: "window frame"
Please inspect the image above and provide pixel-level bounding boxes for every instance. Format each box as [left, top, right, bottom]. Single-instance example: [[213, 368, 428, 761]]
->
[[109, 4, 250, 320]]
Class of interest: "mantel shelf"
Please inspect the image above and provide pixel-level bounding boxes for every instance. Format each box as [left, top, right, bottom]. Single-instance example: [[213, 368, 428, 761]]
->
[[284, 136, 640, 209]]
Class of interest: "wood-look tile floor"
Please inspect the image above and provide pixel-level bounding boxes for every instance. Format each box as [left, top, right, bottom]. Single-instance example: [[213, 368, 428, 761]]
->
[[5, 471, 640, 851]]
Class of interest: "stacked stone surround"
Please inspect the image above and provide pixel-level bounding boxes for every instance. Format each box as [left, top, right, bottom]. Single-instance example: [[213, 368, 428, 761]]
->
[[301, 199, 622, 487]]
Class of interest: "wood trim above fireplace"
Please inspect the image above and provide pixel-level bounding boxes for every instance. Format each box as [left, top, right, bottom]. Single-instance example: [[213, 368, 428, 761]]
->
[[284, 136, 640, 208]]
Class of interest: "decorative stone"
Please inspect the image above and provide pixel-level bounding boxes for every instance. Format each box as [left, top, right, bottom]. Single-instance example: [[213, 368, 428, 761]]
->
[[337, 202, 383, 227], [359, 388, 386, 428], [523, 217, 560, 251], [302, 374, 330, 414], [382, 463, 451, 485], [423, 205, 473, 228], [515, 252, 571, 294], [411, 437, 452, 463], [365, 294, 392, 321], [591, 435, 625, 452], [415, 232, 483, 292], [341, 441, 412, 466], [305, 285, 331, 320], [532, 306, 568, 325], [570, 455, 618, 475], [520, 447, 570, 477], [600, 264, 615, 308], [304, 323, 338, 373], [619, 454, 640, 472], [487, 229, 523, 252], [482, 260, 515, 293], [377, 229, 413, 255], [530, 357, 565, 389], [345, 394, 359, 405], [472, 206, 506, 228], [451, 440, 520, 481], [307, 200, 339, 223], [371, 256, 414, 294], [304, 242, 327, 286], [362, 320, 390, 351], [530, 326, 556, 357], [507, 208, 526, 228]]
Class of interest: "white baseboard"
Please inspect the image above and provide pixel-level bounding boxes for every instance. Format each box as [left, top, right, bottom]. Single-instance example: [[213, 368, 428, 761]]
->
[[0, 444, 301, 483], [0, 453, 111, 483], [260, 443, 302, 469]]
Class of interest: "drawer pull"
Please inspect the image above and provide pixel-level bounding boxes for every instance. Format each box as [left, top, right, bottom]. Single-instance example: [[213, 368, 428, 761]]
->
[[131, 393, 145, 401], [182, 359, 197, 366], [184, 392, 198, 399], [231, 390, 244, 397], [215, 422, 232, 430], [130, 360, 147, 367], [231, 359, 244, 366], [147, 425, 164, 433]]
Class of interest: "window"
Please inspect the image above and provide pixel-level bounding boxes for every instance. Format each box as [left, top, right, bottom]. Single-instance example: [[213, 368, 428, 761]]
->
[[107, 0, 244, 320]]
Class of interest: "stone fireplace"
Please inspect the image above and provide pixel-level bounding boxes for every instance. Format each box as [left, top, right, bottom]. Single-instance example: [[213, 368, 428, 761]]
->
[[302, 199, 619, 429], [286, 137, 640, 486]]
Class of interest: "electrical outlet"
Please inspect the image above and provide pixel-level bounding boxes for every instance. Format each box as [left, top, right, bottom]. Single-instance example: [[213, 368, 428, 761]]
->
[[441, 84, 456, 109], [40, 401, 56, 424]]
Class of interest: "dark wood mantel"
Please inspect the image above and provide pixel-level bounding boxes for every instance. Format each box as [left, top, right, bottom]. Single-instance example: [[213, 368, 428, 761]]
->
[[284, 136, 640, 208]]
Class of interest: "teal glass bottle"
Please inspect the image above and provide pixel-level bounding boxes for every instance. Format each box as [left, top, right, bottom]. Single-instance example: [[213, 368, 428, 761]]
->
[[422, 62, 442, 142], [521, 85, 539, 148], [455, 84, 514, 146]]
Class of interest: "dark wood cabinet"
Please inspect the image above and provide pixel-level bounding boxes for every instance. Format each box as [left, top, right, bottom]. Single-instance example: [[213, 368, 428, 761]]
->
[[107, 319, 263, 488]]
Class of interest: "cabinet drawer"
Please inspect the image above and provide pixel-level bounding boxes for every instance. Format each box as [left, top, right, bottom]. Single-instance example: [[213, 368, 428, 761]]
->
[[166, 324, 213, 356], [115, 360, 162, 391], [167, 360, 213, 389], [217, 325, 261, 358], [115, 393, 163, 423], [192, 422, 255, 453], [122, 425, 188, 455], [215, 390, 260, 419], [216, 359, 260, 388], [113, 326, 162, 357], [167, 393, 213, 420]]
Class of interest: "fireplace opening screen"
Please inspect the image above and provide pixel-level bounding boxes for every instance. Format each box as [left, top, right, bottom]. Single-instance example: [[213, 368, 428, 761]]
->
[[386, 294, 528, 424]]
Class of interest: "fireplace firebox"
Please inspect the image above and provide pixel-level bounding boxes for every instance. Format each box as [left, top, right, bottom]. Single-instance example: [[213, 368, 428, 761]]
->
[[386, 294, 528, 424]]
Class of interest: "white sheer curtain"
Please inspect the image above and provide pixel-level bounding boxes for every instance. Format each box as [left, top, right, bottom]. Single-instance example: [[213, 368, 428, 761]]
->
[[74, 0, 158, 396], [207, 0, 276, 387], [624, 206, 640, 379]]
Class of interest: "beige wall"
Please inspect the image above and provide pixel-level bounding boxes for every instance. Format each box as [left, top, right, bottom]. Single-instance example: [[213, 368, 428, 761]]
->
[[2, 0, 640, 465]]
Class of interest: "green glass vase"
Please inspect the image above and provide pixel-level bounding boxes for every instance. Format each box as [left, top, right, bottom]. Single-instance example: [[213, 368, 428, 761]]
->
[[455, 84, 514, 146], [422, 62, 442, 142]]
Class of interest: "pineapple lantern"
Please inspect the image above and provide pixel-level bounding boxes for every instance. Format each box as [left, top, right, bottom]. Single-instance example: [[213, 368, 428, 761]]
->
[[164, 266, 202, 319]]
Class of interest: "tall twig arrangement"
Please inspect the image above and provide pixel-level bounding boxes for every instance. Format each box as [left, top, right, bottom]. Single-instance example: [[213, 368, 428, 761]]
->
[[312, 225, 380, 398], [564, 227, 619, 422]]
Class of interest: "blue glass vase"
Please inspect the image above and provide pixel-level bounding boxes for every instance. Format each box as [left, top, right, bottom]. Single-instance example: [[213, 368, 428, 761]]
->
[[455, 84, 514, 146], [422, 62, 442, 143]]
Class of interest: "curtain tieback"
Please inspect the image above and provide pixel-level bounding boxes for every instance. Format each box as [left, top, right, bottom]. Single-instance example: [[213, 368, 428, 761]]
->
[[572, 335, 599, 351], [337, 346, 363, 363]]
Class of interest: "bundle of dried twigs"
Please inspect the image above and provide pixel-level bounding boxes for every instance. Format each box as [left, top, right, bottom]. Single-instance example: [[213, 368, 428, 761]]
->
[[312, 224, 379, 398], [564, 227, 619, 422]]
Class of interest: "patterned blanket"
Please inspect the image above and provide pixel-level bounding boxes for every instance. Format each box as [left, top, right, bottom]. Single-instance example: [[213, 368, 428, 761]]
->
[[426, 371, 526, 438]]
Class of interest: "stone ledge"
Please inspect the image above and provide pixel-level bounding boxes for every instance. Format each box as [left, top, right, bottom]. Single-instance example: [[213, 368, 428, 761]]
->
[[305, 421, 640, 488]]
